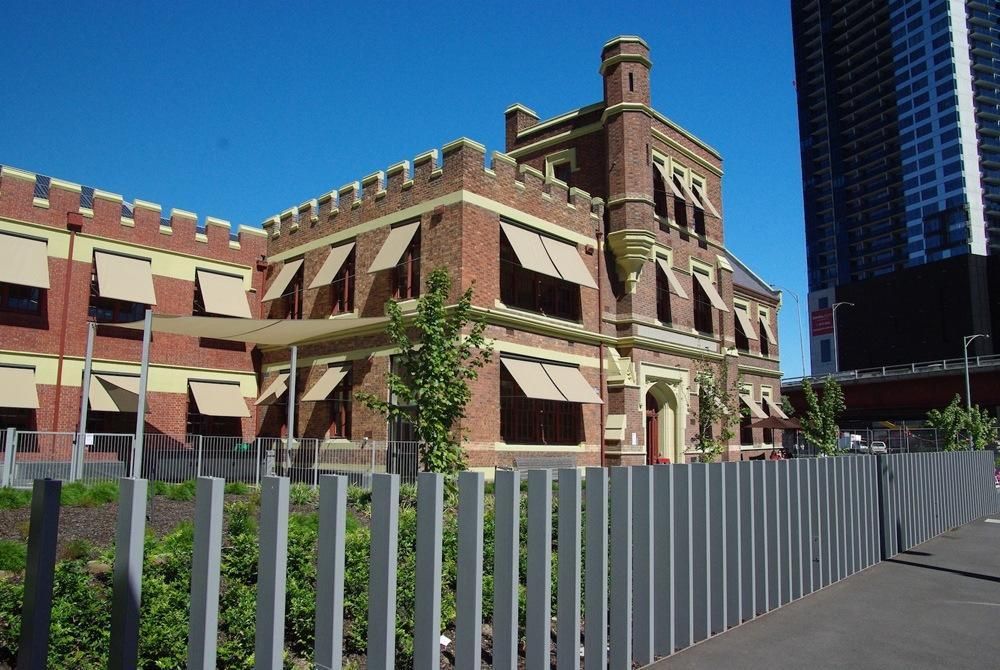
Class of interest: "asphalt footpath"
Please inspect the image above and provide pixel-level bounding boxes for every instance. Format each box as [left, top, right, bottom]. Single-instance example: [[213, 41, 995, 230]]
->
[[646, 515, 1000, 670]]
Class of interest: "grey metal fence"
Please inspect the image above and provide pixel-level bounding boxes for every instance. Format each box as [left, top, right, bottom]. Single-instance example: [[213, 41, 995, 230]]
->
[[10, 451, 998, 669]]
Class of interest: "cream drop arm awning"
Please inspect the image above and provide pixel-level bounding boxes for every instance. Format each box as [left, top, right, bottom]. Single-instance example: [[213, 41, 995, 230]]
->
[[693, 272, 729, 312], [542, 363, 603, 404], [189, 381, 251, 417], [654, 163, 685, 199], [604, 414, 626, 442], [368, 222, 420, 273], [764, 397, 789, 420], [693, 184, 721, 218], [254, 373, 289, 406], [656, 258, 689, 299], [197, 270, 252, 318], [94, 251, 157, 305], [734, 307, 759, 341], [501, 358, 602, 404], [0, 366, 39, 409], [89, 374, 141, 413], [0, 234, 50, 289], [740, 394, 768, 419], [676, 177, 701, 208], [500, 222, 597, 288], [301, 366, 349, 401], [540, 237, 598, 289], [262, 259, 304, 302], [759, 316, 778, 344], [308, 243, 355, 289]]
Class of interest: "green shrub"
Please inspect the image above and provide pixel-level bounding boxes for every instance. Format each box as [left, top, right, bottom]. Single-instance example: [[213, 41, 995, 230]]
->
[[61, 539, 95, 562], [0, 541, 26, 572], [289, 483, 319, 506], [226, 501, 257, 537], [223, 481, 250, 496], [60, 481, 119, 507], [164, 480, 197, 502], [0, 488, 31, 510]]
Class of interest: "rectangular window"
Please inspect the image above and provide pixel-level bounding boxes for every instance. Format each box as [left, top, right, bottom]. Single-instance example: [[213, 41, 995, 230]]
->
[[331, 249, 356, 315], [740, 412, 754, 446], [653, 160, 669, 218], [89, 268, 146, 323], [328, 369, 353, 438], [820, 338, 832, 363], [0, 283, 41, 314], [692, 269, 714, 335], [392, 230, 421, 300], [735, 307, 750, 353], [185, 389, 242, 437], [500, 367, 581, 445], [285, 268, 304, 319], [553, 162, 572, 186], [500, 236, 581, 321], [656, 260, 672, 324]]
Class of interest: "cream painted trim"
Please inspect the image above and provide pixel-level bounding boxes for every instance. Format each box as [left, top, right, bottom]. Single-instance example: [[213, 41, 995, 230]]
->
[[689, 256, 715, 281], [50, 178, 81, 194], [515, 101, 603, 139], [1, 166, 35, 182], [494, 443, 586, 452], [33, 197, 50, 209], [734, 296, 750, 310], [262, 345, 398, 374], [737, 363, 783, 378], [507, 122, 604, 159], [504, 102, 539, 118], [640, 361, 690, 464], [760, 385, 773, 402], [651, 127, 722, 176], [134, 199, 161, 213], [464, 192, 596, 246], [599, 52, 653, 75], [442, 137, 487, 155], [602, 35, 649, 50], [491, 339, 600, 369], [543, 148, 578, 182]]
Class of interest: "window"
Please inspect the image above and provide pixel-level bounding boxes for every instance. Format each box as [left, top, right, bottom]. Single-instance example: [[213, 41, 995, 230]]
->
[[820, 338, 832, 363], [760, 311, 771, 358], [328, 369, 353, 438], [761, 388, 774, 445], [544, 149, 576, 188], [500, 366, 581, 445], [0, 283, 41, 314], [653, 161, 669, 218], [656, 261, 672, 324], [89, 267, 146, 323], [740, 410, 753, 446], [330, 248, 356, 315], [673, 175, 689, 239], [285, 267, 304, 319], [500, 235, 581, 321], [553, 162, 572, 186], [392, 230, 421, 300], [186, 389, 242, 437], [692, 269, 714, 335], [0, 407, 35, 432], [735, 307, 750, 353]]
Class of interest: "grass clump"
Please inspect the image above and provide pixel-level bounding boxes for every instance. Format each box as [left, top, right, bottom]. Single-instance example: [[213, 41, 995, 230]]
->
[[289, 483, 318, 506], [223, 481, 250, 495], [163, 480, 197, 502], [0, 488, 31, 510], [60, 481, 119, 507], [0, 540, 26, 572]]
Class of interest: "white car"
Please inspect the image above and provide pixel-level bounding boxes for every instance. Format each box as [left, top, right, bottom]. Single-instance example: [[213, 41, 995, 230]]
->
[[870, 441, 888, 454]]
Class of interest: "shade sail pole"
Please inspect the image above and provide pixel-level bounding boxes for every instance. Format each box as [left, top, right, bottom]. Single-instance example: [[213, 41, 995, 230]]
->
[[131, 309, 153, 478], [74, 321, 96, 481], [286, 345, 297, 456]]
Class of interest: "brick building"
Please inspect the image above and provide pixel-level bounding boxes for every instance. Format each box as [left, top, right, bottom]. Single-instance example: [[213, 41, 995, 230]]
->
[[0, 36, 783, 473]]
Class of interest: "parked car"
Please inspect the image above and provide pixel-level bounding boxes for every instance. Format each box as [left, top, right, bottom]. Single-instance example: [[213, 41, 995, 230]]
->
[[870, 441, 888, 454]]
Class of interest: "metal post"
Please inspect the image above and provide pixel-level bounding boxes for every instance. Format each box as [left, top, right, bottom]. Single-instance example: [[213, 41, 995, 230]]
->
[[17, 479, 61, 670], [367, 473, 400, 670], [110, 477, 148, 670], [2, 427, 15, 488], [632, 465, 654, 664], [557, 468, 582, 670], [131, 309, 153, 478], [610, 466, 632, 668], [526, 469, 552, 670], [187, 477, 224, 670], [456, 471, 485, 670], [413, 473, 443, 670], [75, 321, 96, 481], [584, 467, 609, 670], [316, 475, 348, 670], [964, 343, 972, 412], [196, 435, 204, 478], [286, 345, 298, 454], [255, 476, 289, 670], [494, 470, 520, 670]]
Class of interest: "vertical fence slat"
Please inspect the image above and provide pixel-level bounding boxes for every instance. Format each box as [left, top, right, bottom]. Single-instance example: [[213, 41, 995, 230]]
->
[[367, 473, 400, 670], [557, 468, 582, 670], [187, 477, 224, 670], [632, 466, 654, 665], [109, 477, 148, 670], [255, 476, 289, 670], [610, 466, 633, 669], [674, 463, 692, 648], [708, 463, 725, 635], [777, 459, 790, 605], [585, 467, 609, 669], [493, 470, 520, 670], [739, 461, 755, 621], [316, 475, 348, 670], [752, 461, 767, 613], [526, 469, 552, 670], [805, 459, 817, 595], [16, 478, 61, 670], [3, 428, 17, 487], [764, 461, 779, 609], [456, 471, 485, 670], [789, 459, 802, 601], [653, 465, 673, 656], [723, 462, 741, 629], [413, 473, 443, 670], [690, 463, 709, 640]]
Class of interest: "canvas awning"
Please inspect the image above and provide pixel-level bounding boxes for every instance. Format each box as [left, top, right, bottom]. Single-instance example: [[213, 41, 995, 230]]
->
[[301, 366, 349, 401], [734, 307, 759, 341], [262, 259, 304, 302], [501, 358, 602, 404], [500, 222, 597, 288], [763, 397, 789, 420], [88, 373, 141, 413], [654, 163, 685, 199], [740, 394, 768, 419], [189, 381, 250, 417], [693, 272, 729, 312], [759, 315, 778, 344], [0, 366, 39, 409], [196, 270, 251, 318], [117, 314, 386, 347], [254, 373, 289, 406], [94, 251, 157, 305], [675, 177, 701, 207], [0, 233, 50, 289], [656, 258, 689, 299], [693, 184, 721, 218], [368, 222, 420, 273], [308, 243, 355, 289]]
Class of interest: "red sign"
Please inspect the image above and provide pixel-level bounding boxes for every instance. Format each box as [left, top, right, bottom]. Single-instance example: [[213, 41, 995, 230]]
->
[[811, 307, 834, 336]]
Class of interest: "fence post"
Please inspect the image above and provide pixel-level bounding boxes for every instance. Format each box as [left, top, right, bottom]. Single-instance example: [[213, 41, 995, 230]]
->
[[609, 466, 633, 669], [653, 465, 673, 657], [187, 477, 224, 670], [673, 464, 692, 649], [413, 472, 443, 670], [196, 435, 204, 479], [690, 463, 708, 640], [16, 478, 61, 669], [315, 475, 348, 670], [313, 441, 320, 489], [456, 472, 485, 670], [526, 469, 552, 670], [584, 467, 609, 670], [110, 478, 149, 670], [632, 465, 654, 664], [556, 468, 582, 670], [255, 476, 289, 670], [367, 473, 400, 670], [254, 439, 262, 487], [2, 427, 15, 488], [494, 469, 520, 670]]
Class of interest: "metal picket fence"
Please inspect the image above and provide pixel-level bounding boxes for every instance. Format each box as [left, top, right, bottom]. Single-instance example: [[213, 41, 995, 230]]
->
[[10, 451, 998, 669]]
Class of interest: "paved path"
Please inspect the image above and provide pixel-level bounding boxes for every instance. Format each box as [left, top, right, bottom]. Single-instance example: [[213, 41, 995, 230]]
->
[[647, 516, 1000, 670]]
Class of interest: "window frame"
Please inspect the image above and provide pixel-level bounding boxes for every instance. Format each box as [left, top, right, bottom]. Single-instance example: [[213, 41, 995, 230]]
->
[[328, 367, 353, 439], [691, 264, 715, 335], [0, 282, 42, 315], [499, 365, 582, 445], [391, 230, 421, 301], [499, 229, 582, 322], [544, 148, 577, 187], [88, 265, 147, 324], [758, 306, 772, 358], [655, 254, 673, 325]]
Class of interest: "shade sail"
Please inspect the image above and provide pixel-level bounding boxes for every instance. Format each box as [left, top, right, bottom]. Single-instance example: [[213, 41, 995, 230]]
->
[[117, 314, 387, 347], [734, 307, 759, 341], [656, 258, 689, 299], [0, 234, 50, 289], [759, 315, 778, 344], [693, 184, 721, 218], [197, 270, 251, 318], [763, 397, 789, 420], [501, 358, 565, 401], [368, 222, 420, 273], [540, 237, 598, 289], [254, 373, 289, 406], [500, 222, 560, 278], [94, 251, 157, 305], [301, 366, 349, 401], [740, 394, 768, 419], [89, 374, 140, 412], [693, 272, 729, 312], [262, 259, 304, 302], [308, 242, 355, 289], [0, 366, 39, 409], [189, 381, 250, 417], [542, 363, 603, 404]]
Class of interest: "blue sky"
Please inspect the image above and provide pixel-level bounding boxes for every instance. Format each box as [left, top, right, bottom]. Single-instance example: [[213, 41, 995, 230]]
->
[[0, 1, 809, 377]]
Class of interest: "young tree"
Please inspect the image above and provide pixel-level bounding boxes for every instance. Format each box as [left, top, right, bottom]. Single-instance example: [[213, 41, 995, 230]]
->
[[691, 358, 744, 463], [356, 268, 492, 476], [800, 376, 846, 456], [926, 394, 999, 451]]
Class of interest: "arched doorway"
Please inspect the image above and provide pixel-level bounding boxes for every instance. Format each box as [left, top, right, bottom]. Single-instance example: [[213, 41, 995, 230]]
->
[[645, 383, 680, 463]]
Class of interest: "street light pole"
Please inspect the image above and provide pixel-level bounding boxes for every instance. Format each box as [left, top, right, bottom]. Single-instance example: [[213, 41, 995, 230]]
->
[[771, 284, 806, 377], [963, 333, 989, 411], [831, 302, 854, 373]]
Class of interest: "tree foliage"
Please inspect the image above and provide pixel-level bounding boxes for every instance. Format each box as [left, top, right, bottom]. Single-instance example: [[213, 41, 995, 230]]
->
[[356, 267, 492, 476], [926, 394, 999, 451], [800, 376, 846, 455], [691, 358, 743, 463]]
